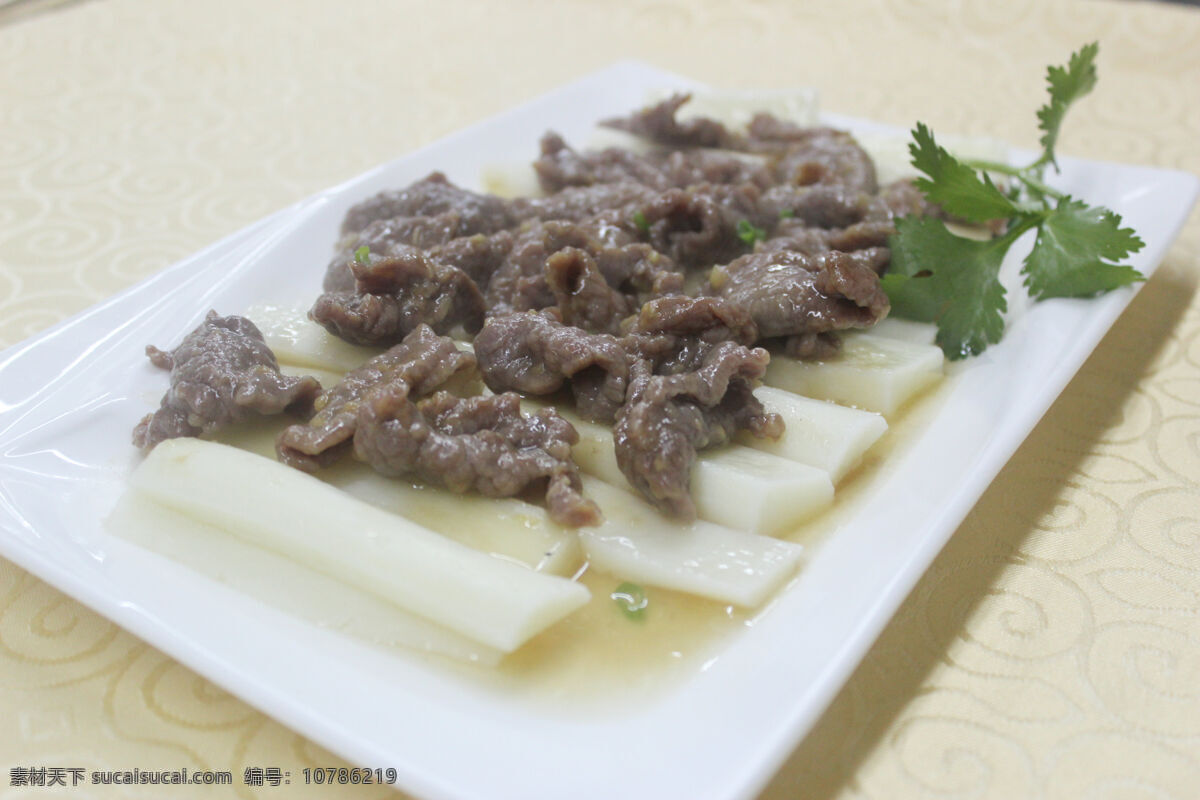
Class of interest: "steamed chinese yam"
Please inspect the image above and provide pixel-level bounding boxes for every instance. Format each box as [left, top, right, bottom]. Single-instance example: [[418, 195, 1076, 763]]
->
[[744, 386, 888, 482], [763, 333, 943, 416], [131, 439, 590, 653], [107, 493, 503, 665], [578, 478, 804, 608]]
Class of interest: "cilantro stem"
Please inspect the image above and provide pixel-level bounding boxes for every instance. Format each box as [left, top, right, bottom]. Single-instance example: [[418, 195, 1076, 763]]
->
[[964, 159, 1066, 202], [1000, 214, 1041, 242]]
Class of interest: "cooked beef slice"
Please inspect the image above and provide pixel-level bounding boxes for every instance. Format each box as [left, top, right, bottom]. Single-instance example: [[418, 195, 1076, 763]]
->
[[620, 295, 761, 379], [762, 217, 895, 257], [276, 325, 476, 471], [760, 183, 873, 229], [631, 184, 765, 268], [514, 181, 658, 224], [133, 311, 320, 451], [613, 343, 782, 519], [311, 247, 485, 345], [628, 295, 759, 347], [600, 93, 746, 150], [710, 248, 890, 342], [425, 230, 515, 289], [324, 211, 472, 292], [781, 331, 843, 360], [755, 179, 944, 256], [656, 149, 774, 191], [473, 311, 630, 423], [340, 171, 515, 237], [484, 217, 682, 317], [757, 126, 878, 195], [534, 133, 673, 192], [353, 389, 600, 528], [546, 248, 634, 335]]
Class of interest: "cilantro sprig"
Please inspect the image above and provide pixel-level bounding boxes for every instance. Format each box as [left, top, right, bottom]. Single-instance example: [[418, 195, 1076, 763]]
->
[[882, 42, 1144, 360]]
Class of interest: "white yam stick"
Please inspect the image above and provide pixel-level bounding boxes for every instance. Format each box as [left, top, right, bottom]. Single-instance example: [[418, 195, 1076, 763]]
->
[[323, 464, 583, 576], [763, 333, 943, 416], [579, 478, 804, 608], [691, 447, 832, 536], [865, 318, 938, 346], [106, 493, 503, 665], [481, 162, 543, 199], [131, 438, 590, 653], [212, 415, 582, 576], [742, 387, 887, 483]]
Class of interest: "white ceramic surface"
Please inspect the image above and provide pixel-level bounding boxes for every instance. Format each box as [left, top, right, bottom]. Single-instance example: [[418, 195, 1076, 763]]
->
[[0, 62, 1196, 800]]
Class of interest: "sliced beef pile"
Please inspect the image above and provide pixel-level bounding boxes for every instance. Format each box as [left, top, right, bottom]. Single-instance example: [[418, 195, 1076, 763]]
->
[[276, 325, 478, 471], [142, 96, 950, 520], [133, 311, 320, 451], [311, 246, 486, 346], [354, 389, 600, 527]]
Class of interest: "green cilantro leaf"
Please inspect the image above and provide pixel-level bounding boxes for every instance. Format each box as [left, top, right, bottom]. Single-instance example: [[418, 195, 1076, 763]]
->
[[1022, 197, 1144, 299], [885, 217, 1018, 359], [909, 122, 1018, 223], [633, 210, 650, 233], [354, 245, 371, 264], [737, 218, 767, 246], [885, 42, 1145, 361], [1037, 42, 1099, 170]]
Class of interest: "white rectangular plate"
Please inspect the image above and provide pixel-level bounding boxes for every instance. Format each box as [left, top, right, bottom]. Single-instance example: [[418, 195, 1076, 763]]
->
[[0, 62, 1196, 800]]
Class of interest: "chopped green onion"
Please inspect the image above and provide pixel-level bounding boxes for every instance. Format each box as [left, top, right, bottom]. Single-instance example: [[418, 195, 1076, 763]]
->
[[633, 210, 650, 233], [354, 245, 371, 264], [737, 219, 767, 246], [611, 582, 648, 620]]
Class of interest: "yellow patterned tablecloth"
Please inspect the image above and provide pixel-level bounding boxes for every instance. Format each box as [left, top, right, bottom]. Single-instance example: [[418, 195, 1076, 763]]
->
[[2, 0, 1199, 797]]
